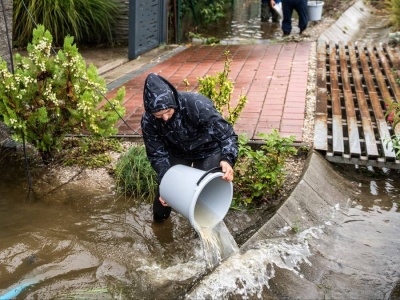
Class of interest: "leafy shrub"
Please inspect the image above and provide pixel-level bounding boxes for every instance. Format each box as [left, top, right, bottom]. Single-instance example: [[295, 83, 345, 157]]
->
[[233, 130, 297, 208], [0, 25, 126, 163], [195, 51, 247, 125], [385, 98, 400, 159], [13, 0, 120, 47], [114, 144, 157, 201]]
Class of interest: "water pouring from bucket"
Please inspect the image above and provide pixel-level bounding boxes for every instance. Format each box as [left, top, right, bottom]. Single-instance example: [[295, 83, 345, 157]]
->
[[160, 164, 239, 268], [159, 165, 233, 230]]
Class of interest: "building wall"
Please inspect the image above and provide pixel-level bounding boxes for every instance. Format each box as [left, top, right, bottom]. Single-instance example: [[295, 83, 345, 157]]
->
[[0, 0, 13, 70], [115, 0, 129, 44]]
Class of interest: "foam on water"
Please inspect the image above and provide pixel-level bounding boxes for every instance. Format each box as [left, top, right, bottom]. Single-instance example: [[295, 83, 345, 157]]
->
[[186, 226, 324, 299]]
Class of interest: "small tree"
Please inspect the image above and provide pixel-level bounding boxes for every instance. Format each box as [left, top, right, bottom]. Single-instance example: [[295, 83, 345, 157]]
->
[[0, 25, 126, 162], [196, 51, 247, 125]]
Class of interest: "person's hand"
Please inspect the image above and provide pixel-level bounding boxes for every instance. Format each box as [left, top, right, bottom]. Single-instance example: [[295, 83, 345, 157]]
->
[[220, 161, 234, 182], [159, 196, 169, 206], [270, 0, 276, 6]]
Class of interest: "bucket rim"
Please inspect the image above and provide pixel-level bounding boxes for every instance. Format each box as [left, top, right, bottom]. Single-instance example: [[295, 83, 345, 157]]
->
[[189, 171, 232, 229], [307, 0, 324, 6]]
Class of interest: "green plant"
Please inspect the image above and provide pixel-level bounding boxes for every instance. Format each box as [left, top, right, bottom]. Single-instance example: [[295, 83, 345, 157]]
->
[[0, 25, 126, 163], [189, 32, 220, 45], [384, 98, 400, 159], [233, 130, 297, 208], [199, 1, 227, 23], [59, 137, 123, 168], [13, 0, 120, 47], [196, 51, 247, 125], [179, 0, 231, 24], [114, 144, 157, 201], [291, 221, 301, 234]]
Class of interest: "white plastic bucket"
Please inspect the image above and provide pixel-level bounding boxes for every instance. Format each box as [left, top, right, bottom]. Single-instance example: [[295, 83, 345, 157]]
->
[[159, 165, 233, 229], [307, 1, 324, 21]]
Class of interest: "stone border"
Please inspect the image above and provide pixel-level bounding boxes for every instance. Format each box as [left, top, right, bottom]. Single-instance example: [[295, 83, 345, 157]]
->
[[318, 0, 371, 43]]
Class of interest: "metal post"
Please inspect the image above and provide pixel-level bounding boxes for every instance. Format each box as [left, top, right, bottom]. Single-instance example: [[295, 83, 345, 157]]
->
[[177, 0, 180, 43]]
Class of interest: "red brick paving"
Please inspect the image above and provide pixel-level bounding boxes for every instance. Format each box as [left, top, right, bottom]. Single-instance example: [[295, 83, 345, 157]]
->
[[105, 42, 312, 142]]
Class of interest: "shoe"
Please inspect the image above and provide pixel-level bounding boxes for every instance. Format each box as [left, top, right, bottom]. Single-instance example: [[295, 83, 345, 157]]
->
[[283, 32, 290, 37], [153, 213, 169, 223]]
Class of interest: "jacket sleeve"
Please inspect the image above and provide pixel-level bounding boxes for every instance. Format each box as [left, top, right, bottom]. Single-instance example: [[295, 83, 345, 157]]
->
[[141, 113, 170, 183], [187, 94, 238, 167]]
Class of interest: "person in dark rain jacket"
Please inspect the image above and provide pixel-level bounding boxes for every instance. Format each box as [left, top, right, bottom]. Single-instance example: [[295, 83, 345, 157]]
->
[[271, 0, 308, 36], [141, 73, 238, 222]]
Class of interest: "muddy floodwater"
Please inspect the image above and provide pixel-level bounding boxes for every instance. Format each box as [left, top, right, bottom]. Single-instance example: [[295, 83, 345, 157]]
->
[[1, 148, 400, 299]]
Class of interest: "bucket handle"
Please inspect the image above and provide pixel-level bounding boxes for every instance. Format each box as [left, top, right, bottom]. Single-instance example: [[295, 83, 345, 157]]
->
[[196, 167, 223, 186]]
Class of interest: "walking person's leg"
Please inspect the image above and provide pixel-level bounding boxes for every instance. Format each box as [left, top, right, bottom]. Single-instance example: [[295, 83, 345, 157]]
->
[[281, 0, 294, 35], [261, 0, 271, 22], [296, 0, 309, 34]]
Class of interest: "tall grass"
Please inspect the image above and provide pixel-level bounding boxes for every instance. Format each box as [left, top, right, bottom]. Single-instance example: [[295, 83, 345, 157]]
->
[[114, 144, 157, 201], [13, 0, 120, 47]]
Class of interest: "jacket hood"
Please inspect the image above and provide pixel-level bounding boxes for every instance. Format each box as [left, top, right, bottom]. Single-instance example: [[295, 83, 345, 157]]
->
[[143, 73, 179, 113]]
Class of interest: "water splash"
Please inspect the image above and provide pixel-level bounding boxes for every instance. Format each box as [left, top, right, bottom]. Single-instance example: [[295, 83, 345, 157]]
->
[[196, 222, 239, 269], [186, 226, 323, 299]]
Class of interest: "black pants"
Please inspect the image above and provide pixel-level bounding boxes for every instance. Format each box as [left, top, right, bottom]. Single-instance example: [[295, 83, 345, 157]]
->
[[153, 152, 221, 222]]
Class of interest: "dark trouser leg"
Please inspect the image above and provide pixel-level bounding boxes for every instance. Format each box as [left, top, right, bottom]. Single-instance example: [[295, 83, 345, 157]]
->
[[270, 2, 280, 23], [192, 152, 221, 171], [281, 1, 293, 35], [261, 2, 271, 22], [296, 0, 308, 33], [153, 193, 172, 222], [153, 157, 191, 222]]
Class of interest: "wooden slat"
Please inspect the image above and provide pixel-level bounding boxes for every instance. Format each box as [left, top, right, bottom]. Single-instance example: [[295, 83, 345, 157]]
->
[[367, 45, 393, 103], [385, 47, 400, 81], [348, 42, 379, 157], [314, 41, 328, 151], [375, 45, 400, 103], [374, 45, 400, 136], [315, 42, 399, 168], [329, 42, 344, 154], [339, 43, 361, 156], [359, 46, 396, 161]]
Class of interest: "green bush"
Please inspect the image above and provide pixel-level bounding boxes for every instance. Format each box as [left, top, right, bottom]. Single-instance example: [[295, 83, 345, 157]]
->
[[114, 144, 157, 201], [192, 51, 247, 126], [233, 130, 297, 208], [13, 0, 120, 47], [0, 25, 126, 163]]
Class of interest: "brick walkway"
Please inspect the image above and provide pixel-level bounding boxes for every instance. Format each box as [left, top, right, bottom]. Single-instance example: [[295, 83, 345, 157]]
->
[[105, 42, 312, 142]]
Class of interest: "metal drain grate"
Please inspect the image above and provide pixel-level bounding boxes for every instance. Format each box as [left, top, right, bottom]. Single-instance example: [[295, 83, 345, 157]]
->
[[314, 41, 400, 169]]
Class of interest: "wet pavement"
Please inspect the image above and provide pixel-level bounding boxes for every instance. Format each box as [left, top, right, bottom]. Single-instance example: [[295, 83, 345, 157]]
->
[[105, 42, 312, 141]]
